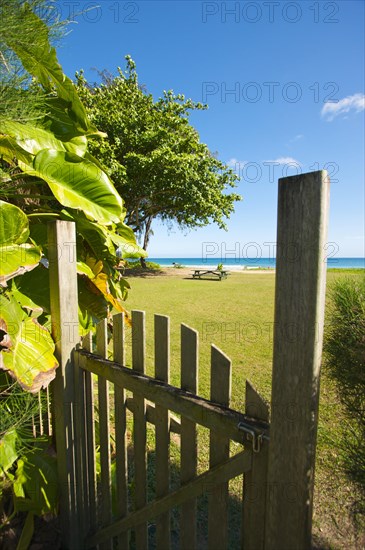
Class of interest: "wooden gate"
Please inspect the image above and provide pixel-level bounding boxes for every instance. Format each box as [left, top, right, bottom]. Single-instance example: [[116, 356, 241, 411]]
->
[[48, 170, 330, 549], [71, 312, 270, 549]]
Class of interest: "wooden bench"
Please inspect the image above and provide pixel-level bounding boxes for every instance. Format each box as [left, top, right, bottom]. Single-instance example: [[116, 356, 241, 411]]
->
[[192, 269, 228, 281]]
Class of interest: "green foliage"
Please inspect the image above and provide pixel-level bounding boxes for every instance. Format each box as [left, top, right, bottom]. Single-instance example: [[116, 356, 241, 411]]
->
[[324, 276, 365, 509], [0, 1, 145, 393], [0, 201, 42, 286], [0, 293, 57, 392], [0, 3, 144, 538], [1, 0, 96, 137], [124, 259, 161, 270], [75, 57, 241, 250], [0, 430, 19, 476], [13, 445, 58, 515]]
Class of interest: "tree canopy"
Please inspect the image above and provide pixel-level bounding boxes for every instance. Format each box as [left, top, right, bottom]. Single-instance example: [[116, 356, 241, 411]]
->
[[75, 58, 241, 255]]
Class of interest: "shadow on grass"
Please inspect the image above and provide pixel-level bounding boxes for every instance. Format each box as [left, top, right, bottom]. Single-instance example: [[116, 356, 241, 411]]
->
[[183, 277, 227, 281], [123, 268, 166, 278], [122, 446, 335, 550], [125, 446, 242, 550]]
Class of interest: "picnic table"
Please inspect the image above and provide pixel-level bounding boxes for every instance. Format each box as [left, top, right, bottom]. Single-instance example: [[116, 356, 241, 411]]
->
[[192, 269, 228, 281]]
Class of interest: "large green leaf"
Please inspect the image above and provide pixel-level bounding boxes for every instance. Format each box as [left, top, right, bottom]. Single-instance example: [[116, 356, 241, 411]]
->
[[12, 265, 50, 315], [13, 448, 58, 515], [0, 203, 41, 286], [112, 222, 147, 258], [78, 275, 108, 323], [62, 210, 116, 260], [0, 244, 41, 287], [3, 3, 98, 137], [0, 201, 29, 245], [2, 120, 87, 160], [0, 429, 20, 474], [0, 135, 35, 167], [31, 149, 125, 224], [0, 293, 58, 392], [13, 264, 98, 333], [44, 96, 101, 143], [1, 120, 66, 156]]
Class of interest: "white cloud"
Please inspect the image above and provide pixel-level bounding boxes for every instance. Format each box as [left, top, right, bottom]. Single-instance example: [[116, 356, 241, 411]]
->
[[264, 157, 302, 166], [291, 134, 304, 142], [226, 158, 247, 168], [321, 93, 365, 121]]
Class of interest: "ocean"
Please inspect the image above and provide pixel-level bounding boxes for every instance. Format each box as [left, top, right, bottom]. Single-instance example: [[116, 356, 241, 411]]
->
[[146, 257, 365, 270]]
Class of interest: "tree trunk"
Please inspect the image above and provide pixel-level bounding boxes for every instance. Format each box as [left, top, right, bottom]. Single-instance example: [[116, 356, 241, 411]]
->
[[139, 216, 153, 268]]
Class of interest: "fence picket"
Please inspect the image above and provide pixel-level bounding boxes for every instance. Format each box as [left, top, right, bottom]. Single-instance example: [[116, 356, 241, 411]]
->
[[96, 319, 112, 549], [180, 324, 198, 550], [208, 345, 232, 550], [154, 314, 171, 549], [242, 380, 270, 550], [73, 347, 86, 537], [45, 386, 52, 436], [38, 393, 43, 435], [132, 310, 148, 549], [113, 313, 129, 549], [82, 332, 97, 533]]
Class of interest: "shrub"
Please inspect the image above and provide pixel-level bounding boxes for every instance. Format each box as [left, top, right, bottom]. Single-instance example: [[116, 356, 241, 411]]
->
[[124, 260, 161, 270], [324, 276, 365, 511]]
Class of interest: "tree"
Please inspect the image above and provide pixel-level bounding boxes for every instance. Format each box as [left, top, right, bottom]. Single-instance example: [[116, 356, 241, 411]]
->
[[75, 58, 241, 264]]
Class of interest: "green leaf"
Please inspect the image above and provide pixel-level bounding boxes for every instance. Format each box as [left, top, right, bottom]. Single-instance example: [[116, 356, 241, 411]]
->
[[0, 244, 41, 286], [0, 293, 58, 392], [13, 448, 58, 515], [64, 211, 116, 260], [64, 135, 88, 157], [44, 96, 97, 142], [78, 275, 108, 322], [77, 261, 95, 279], [12, 265, 50, 314], [0, 201, 30, 245], [0, 135, 35, 167], [112, 223, 146, 259], [3, 3, 99, 137], [0, 429, 20, 474], [32, 149, 125, 224], [16, 511, 34, 550], [1, 120, 66, 156]]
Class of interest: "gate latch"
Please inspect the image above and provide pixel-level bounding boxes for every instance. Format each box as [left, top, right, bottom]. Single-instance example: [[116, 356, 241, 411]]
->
[[237, 422, 266, 453]]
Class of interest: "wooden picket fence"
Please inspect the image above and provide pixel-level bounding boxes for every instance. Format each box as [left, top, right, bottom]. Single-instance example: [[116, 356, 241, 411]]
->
[[47, 170, 330, 549], [70, 312, 270, 549]]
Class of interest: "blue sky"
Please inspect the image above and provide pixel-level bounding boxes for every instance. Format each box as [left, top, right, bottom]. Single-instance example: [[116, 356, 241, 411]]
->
[[56, 0, 364, 258]]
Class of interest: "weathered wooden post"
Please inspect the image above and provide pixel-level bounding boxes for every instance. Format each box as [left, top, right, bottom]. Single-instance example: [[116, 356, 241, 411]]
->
[[265, 171, 330, 549], [48, 220, 81, 549]]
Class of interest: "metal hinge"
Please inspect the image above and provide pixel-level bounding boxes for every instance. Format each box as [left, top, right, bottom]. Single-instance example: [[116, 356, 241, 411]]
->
[[237, 421, 269, 453]]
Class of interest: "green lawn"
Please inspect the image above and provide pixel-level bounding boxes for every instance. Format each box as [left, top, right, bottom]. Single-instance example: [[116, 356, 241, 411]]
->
[[120, 268, 364, 549]]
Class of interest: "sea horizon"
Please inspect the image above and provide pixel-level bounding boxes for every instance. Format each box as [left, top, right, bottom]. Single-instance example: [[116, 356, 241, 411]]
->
[[144, 257, 365, 270]]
